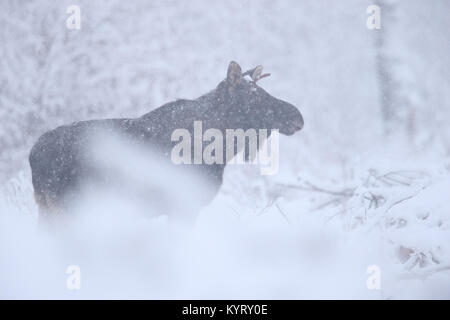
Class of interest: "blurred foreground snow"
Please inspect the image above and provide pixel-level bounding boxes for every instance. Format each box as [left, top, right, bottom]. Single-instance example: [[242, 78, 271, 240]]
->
[[1, 140, 449, 299]]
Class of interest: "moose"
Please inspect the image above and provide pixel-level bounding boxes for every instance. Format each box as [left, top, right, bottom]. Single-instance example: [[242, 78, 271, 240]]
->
[[29, 62, 304, 221]]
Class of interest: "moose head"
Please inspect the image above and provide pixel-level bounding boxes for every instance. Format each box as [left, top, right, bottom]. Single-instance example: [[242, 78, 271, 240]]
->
[[213, 61, 304, 136]]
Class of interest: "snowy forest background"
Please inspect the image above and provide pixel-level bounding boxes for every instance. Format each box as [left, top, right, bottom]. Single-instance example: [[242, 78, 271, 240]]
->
[[1, 0, 450, 299]]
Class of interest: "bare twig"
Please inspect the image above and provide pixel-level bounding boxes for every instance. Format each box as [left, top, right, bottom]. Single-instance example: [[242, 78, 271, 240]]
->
[[274, 201, 292, 225]]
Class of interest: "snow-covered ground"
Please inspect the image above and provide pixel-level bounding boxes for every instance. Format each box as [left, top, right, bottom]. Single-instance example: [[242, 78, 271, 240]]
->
[[1, 139, 449, 299], [0, 0, 449, 299]]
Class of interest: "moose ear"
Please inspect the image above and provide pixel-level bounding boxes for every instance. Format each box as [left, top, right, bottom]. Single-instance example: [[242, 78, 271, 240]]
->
[[251, 65, 263, 81], [226, 61, 242, 87]]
